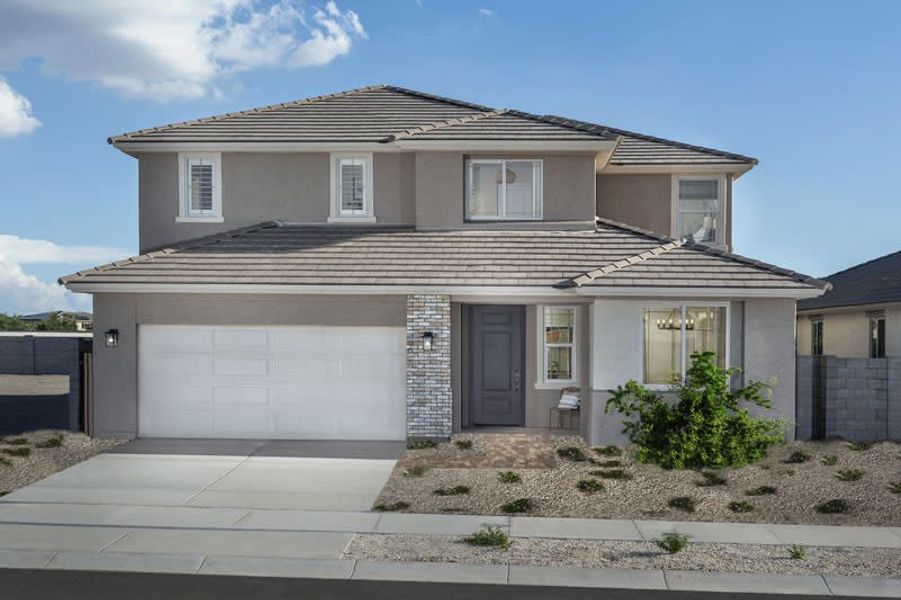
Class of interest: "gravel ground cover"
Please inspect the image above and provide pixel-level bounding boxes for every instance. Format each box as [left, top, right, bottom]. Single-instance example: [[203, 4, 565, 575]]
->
[[0, 430, 125, 495], [376, 434, 901, 526], [344, 533, 901, 577]]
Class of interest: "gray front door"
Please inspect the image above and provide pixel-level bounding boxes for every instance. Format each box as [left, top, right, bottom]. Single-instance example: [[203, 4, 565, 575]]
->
[[469, 305, 525, 426]]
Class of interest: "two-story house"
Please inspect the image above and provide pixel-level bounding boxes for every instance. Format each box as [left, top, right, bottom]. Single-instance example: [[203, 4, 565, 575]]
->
[[61, 85, 828, 444]]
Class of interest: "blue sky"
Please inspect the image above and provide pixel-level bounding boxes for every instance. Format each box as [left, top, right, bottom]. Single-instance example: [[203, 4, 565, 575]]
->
[[0, 0, 899, 313]]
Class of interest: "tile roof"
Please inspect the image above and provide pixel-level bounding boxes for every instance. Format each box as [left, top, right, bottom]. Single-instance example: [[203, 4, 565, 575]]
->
[[798, 250, 901, 311], [60, 220, 826, 293], [109, 86, 614, 145]]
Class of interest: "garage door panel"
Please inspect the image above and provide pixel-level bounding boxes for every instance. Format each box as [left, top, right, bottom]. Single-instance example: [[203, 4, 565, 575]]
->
[[139, 325, 406, 440]]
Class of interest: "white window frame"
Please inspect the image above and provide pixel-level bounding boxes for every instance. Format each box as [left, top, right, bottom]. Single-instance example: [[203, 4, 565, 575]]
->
[[329, 152, 375, 223], [639, 300, 730, 390], [537, 304, 579, 388], [466, 158, 543, 221], [671, 175, 725, 248], [176, 152, 223, 223]]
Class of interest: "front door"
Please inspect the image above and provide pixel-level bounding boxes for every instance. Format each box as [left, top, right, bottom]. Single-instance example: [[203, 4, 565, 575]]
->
[[469, 305, 525, 426]]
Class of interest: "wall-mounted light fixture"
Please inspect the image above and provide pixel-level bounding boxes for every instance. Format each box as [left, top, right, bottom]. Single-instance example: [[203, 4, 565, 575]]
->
[[422, 331, 434, 351], [104, 329, 119, 348]]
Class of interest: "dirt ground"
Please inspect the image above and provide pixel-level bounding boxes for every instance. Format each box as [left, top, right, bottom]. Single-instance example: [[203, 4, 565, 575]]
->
[[375, 434, 901, 526]]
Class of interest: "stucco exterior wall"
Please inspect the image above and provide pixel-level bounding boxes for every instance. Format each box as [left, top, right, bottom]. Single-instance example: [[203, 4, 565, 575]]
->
[[797, 306, 901, 358], [91, 293, 406, 438]]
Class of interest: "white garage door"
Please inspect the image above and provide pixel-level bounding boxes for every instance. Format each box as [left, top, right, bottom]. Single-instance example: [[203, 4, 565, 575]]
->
[[138, 325, 407, 440]]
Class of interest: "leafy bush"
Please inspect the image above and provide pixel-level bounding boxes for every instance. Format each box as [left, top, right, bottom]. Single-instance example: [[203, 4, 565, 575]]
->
[[745, 485, 777, 496], [695, 471, 727, 487], [593, 445, 622, 457], [4, 438, 29, 446], [433, 485, 470, 496], [36, 313, 79, 332], [373, 501, 410, 512], [556, 446, 587, 462], [35, 436, 63, 449], [728, 500, 754, 513], [847, 442, 872, 452], [501, 498, 534, 513], [464, 526, 511, 548], [407, 440, 438, 450], [655, 532, 689, 554], [835, 469, 865, 482], [0, 313, 30, 331], [576, 478, 605, 493], [783, 451, 811, 464], [821, 455, 838, 466], [815, 498, 850, 514], [605, 352, 783, 469], [454, 439, 473, 450], [667, 496, 697, 513], [1, 447, 30, 457], [589, 469, 633, 480], [497, 471, 521, 484], [590, 459, 622, 468], [788, 544, 806, 560], [404, 465, 428, 477]]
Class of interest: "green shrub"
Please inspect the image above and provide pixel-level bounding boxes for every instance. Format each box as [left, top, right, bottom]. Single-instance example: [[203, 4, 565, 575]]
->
[[576, 479, 605, 493], [889, 482, 901, 495], [454, 439, 473, 450], [815, 498, 850, 514], [556, 446, 587, 462], [589, 468, 633, 480], [501, 498, 534, 513], [667, 496, 697, 513], [593, 445, 623, 457], [745, 485, 777, 496], [835, 469, 865, 482], [783, 451, 811, 464], [407, 440, 438, 450], [1, 447, 30, 457], [404, 465, 428, 477], [463, 526, 511, 548], [788, 544, 806, 560], [35, 436, 63, 449], [373, 501, 410, 512], [655, 532, 689, 554], [821, 455, 838, 466], [590, 459, 622, 468], [695, 471, 727, 487], [433, 485, 470, 496], [847, 442, 872, 452], [497, 471, 521, 484], [605, 352, 783, 469], [4, 438, 29, 446], [728, 500, 754, 513]]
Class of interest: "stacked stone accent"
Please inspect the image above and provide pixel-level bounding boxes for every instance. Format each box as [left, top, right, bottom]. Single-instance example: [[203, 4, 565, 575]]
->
[[406, 294, 452, 439], [797, 355, 901, 442]]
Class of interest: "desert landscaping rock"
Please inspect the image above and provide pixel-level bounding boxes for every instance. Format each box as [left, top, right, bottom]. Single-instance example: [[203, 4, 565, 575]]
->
[[374, 435, 901, 526], [344, 534, 901, 577], [0, 430, 125, 494]]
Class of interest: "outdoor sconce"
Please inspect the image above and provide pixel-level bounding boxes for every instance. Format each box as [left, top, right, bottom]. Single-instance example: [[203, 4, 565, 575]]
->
[[104, 329, 119, 348], [422, 331, 434, 351]]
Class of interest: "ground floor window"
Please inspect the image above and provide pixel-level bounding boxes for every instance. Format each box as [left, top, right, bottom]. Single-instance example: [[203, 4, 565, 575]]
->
[[643, 305, 727, 385], [869, 315, 885, 358], [541, 305, 577, 384]]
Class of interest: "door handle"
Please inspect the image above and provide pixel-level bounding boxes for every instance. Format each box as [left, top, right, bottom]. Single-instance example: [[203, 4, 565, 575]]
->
[[513, 369, 520, 392]]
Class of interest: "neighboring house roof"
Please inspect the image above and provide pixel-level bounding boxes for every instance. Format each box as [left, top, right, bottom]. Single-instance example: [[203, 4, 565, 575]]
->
[[60, 221, 826, 294], [108, 85, 616, 145], [20, 311, 92, 322], [797, 250, 901, 311], [541, 116, 757, 166]]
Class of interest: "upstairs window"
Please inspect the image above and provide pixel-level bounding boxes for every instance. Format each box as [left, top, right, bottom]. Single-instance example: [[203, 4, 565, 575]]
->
[[869, 314, 886, 358], [330, 153, 374, 222], [177, 153, 222, 222], [466, 159, 543, 220], [673, 176, 723, 246], [811, 319, 824, 356]]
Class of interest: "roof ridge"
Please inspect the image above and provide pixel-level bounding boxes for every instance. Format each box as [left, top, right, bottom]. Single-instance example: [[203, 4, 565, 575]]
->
[[108, 85, 390, 143], [819, 248, 901, 280], [379, 85, 497, 113], [386, 109, 507, 141], [543, 115, 757, 164], [562, 239, 685, 288]]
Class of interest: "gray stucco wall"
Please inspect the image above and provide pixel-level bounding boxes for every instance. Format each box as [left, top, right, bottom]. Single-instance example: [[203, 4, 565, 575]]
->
[[91, 293, 406, 438]]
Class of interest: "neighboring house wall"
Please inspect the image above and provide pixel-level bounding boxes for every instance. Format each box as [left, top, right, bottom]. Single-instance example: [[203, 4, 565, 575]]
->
[[797, 306, 901, 358], [91, 293, 406, 438], [584, 298, 794, 445]]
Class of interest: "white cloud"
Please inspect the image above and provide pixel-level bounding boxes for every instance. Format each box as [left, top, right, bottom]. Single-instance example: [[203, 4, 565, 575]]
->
[[477, 8, 497, 17], [0, 77, 41, 137], [0, 234, 127, 314], [0, 0, 367, 102]]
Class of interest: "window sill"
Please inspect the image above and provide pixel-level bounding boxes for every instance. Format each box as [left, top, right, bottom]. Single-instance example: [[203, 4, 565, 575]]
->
[[327, 216, 377, 224], [535, 380, 580, 390], [176, 216, 224, 224]]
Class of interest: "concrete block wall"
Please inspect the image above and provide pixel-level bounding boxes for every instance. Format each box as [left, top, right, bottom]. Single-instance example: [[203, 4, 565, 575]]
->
[[405, 294, 452, 439], [796, 355, 901, 442]]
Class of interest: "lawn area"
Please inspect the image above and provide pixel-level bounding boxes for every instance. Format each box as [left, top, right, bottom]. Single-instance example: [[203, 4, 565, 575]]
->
[[0, 430, 125, 496], [373, 434, 901, 526]]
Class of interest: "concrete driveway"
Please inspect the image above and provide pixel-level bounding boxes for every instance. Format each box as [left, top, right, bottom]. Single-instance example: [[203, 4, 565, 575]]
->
[[1, 438, 403, 512]]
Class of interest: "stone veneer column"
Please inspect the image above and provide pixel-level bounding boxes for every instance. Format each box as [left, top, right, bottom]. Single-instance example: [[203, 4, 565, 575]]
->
[[406, 294, 452, 439]]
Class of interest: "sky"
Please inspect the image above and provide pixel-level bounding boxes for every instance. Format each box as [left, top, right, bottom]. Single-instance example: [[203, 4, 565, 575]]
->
[[0, 0, 899, 314]]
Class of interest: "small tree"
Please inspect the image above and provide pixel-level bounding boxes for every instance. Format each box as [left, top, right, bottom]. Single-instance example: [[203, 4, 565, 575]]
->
[[36, 313, 78, 332], [605, 351, 784, 469], [0, 313, 30, 331]]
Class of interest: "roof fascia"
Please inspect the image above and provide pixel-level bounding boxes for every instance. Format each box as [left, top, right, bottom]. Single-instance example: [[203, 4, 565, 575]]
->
[[602, 163, 754, 178]]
